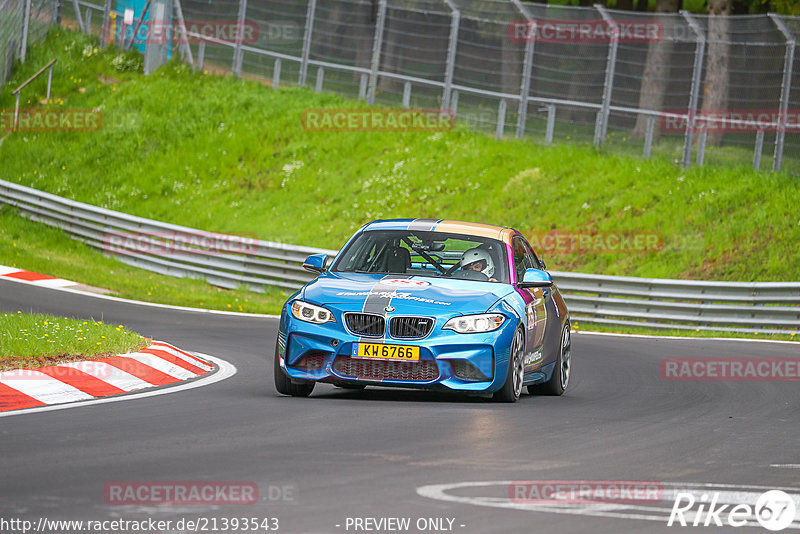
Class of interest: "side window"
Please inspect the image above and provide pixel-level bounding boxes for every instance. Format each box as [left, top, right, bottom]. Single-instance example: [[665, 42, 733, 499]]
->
[[522, 239, 543, 270], [512, 237, 528, 282]]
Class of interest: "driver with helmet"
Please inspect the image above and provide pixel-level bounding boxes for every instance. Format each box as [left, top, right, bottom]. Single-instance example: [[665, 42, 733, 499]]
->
[[460, 247, 497, 282]]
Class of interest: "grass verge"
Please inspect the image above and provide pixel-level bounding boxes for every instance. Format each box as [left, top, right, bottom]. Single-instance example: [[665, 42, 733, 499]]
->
[[0, 311, 149, 370]]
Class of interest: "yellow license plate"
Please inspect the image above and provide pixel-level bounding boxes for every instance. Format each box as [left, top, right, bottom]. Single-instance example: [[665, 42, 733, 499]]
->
[[353, 343, 420, 361]]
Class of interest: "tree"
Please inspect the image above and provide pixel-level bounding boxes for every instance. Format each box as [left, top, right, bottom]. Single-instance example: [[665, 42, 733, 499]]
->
[[701, 0, 732, 146], [631, 0, 681, 139]]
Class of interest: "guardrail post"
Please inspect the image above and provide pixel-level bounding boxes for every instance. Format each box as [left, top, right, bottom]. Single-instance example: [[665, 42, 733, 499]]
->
[[696, 130, 706, 165], [681, 11, 705, 169], [46, 62, 53, 99], [197, 39, 205, 70], [511, 0, 535, 140], [20, 0, 31, 63], [442, 0, 460, 110], [402, 81, 411, 108], [272, 58, 281, 89], [496, 99, 506, 139], [359, 73, 368, 100], [753, 129, 764, 170], [769, 13, 795, 172], [55, 0, 62, 24], [643, 115, 655, 157], [315, 66, 324, 92], [367, 0, 387, 105], [450, 90, 459, 115], [593, 5, 618, 147], [84, 7, 92, 34], [544, 104, 555, 145], [232, 0, 248, 76], [298, 0, 317, 87]]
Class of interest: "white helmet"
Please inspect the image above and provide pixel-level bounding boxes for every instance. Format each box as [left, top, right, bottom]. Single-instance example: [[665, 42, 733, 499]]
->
[[460, 247, 494, 278]]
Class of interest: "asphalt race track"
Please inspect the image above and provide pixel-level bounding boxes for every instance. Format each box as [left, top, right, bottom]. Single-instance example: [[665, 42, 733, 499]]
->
[[1, 278, 798, 534]]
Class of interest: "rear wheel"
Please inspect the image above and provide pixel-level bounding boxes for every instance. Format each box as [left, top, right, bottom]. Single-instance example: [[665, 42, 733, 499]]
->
[[493, 328, 525, 403], [273, 342, 315, 397], [528, 322, 570, 396]]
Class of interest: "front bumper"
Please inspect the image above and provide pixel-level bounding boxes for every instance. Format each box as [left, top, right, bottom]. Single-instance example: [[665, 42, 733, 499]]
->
[[277, 311, 517, 393]]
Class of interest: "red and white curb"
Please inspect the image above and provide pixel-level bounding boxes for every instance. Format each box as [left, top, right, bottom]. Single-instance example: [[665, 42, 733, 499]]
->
[[0, 265, 79, 288], [0, 341, 215, 413]]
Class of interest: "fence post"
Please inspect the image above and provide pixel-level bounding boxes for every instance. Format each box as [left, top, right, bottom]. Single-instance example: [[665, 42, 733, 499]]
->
[[55, 0, 62, 24], [368, 0, 387, 105], [753, 129, 764, 170], [681, 11, 705, 169], [298, 0, 317, 87], [101, 0, 111, 46], [511, 0, 535, 139], [359, 73, 368, 100], [402, 81, 411, 108], [172, 0, 194, 68], [84, 7, 91, 34], [232, 0, 248, 76], [20, 0, 31, 63], [594, 5, 618, 147], [72, 0, 84, 32], [442, 0, 460, 110], [769, 13, 795, 173]]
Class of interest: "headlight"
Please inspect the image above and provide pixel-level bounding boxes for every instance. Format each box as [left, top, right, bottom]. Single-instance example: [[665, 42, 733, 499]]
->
[[443, 313, 505, 333], [291, 300, 335, 324]]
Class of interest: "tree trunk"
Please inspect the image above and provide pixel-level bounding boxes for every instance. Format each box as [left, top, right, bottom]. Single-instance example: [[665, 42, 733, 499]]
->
[[631, 0, 680, 139], [701, 0, 731, 146]]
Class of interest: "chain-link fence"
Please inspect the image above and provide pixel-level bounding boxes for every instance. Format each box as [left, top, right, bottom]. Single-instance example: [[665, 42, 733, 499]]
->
[[0, 0, 57, 88], [14, 0, 800, 173]]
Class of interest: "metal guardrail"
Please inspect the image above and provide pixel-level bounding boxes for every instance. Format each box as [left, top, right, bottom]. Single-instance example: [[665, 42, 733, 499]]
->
[[1, 178, 798, 335]]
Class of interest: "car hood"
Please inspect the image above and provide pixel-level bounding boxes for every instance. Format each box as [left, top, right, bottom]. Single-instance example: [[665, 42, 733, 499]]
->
[[301, 272, 514, 316]]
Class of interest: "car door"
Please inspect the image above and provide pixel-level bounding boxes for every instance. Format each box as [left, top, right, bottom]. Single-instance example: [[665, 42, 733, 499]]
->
[[512, 236, 548, 372]]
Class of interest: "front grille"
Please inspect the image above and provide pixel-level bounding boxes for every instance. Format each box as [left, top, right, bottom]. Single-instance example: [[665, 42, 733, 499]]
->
[[333, 355, 439, 382], [345, 313, 385, 337], [390, 316, 434, 339]]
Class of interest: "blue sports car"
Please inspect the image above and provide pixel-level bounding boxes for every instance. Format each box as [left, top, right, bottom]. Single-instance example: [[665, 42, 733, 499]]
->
[[274, 219, 571, 402]]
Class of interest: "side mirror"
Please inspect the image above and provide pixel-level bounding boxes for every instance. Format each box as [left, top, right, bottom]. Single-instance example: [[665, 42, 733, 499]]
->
[[303, 254, 328, 274], [519, 268, 553, 288]]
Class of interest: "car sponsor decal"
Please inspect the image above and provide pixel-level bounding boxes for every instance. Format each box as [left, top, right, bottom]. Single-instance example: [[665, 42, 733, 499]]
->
[[382, 278, 431, 288], [336, 290, 452, 306], [407, 218, 443, 232]]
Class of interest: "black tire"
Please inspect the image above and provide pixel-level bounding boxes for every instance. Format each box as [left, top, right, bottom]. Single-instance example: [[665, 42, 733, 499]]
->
[[528, 322, 570, 396], [493, 328, 525, 403], [273, 343, 315, 397]]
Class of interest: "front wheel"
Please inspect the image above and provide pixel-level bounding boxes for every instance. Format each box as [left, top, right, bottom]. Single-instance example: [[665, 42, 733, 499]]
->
[[493, 328, 525, 403], [273, 342, 315, 397], [529, 322, 570, 396]]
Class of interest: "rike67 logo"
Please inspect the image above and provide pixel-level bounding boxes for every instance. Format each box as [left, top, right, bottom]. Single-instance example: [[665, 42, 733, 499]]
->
[[668, 490, 797, 531]]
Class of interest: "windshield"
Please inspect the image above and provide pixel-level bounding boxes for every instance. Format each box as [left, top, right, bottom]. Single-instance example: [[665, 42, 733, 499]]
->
[[332, 229, 510, 284]]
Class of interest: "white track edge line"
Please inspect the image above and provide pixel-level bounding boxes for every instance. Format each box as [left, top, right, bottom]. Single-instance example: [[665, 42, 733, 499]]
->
[[0, 353, 236, 418], [572, 329, 800, 345], [0, 274, 281, 318]]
